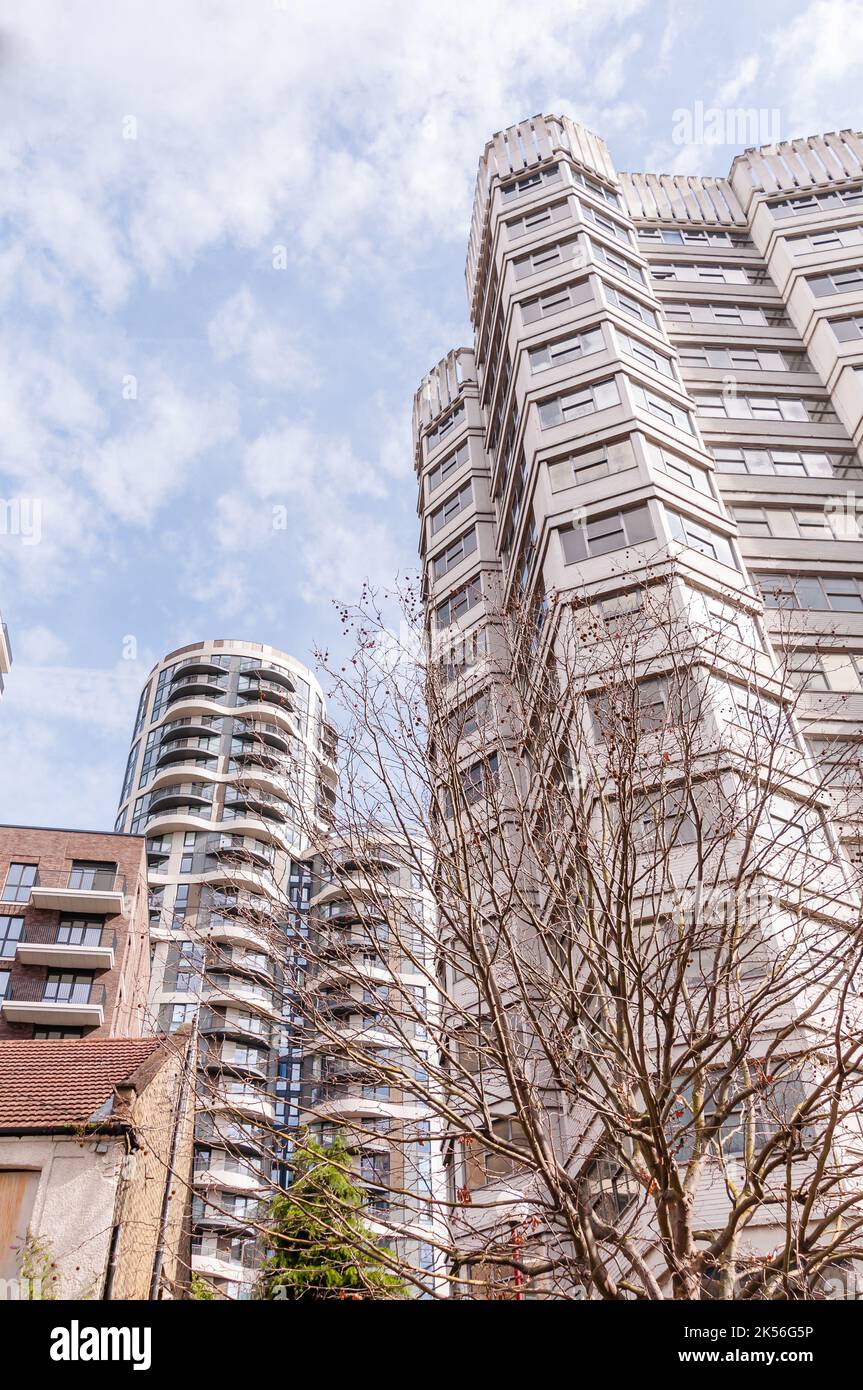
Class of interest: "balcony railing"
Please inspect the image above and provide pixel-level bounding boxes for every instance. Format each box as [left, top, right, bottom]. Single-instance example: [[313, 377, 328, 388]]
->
[[4, 978, 106, 1007], [9, 867, 126, 896], [18, 922, 116, 954]]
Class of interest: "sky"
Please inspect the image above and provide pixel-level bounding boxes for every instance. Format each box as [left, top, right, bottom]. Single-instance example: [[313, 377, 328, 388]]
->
[[0, 0, 861, 830]]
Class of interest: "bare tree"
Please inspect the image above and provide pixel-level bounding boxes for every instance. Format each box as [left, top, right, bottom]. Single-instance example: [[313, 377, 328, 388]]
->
[[201, 564, 863, 1300]]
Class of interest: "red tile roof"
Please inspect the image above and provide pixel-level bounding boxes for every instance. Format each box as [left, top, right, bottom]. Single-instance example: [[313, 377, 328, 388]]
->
[[0, 1037, 163, 1129]]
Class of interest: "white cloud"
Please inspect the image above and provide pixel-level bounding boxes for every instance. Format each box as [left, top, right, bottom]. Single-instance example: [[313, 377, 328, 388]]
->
[[208, 286, 316, 389], [13, 625, 69, 664]]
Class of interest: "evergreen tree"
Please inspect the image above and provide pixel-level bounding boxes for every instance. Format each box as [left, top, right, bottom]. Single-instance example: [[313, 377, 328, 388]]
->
[[260, 1133, 406, 1300]]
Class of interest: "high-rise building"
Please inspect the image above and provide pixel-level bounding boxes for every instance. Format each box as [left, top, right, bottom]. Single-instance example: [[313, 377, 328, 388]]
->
[[412, 117, 863, 1294], [299, 835, 446, 1292], [115, 638, 337, 1298], [0, 825, 150, 1040]]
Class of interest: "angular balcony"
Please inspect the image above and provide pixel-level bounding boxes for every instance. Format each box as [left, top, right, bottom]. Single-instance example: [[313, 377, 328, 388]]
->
[[27, 868, 125, 916], [15, 922, 116, 971], [2, 978, 106, 1027]]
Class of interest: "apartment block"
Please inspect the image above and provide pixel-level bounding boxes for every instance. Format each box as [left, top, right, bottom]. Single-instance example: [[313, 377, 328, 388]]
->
[[115, 638, 337, 1298], [0, 825, 150, 1040], [299, 836, 445, 1290], [413, 116, 863, 1294]]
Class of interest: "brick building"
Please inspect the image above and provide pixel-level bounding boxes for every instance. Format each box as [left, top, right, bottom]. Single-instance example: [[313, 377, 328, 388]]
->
[[0, 826, 151, 1040], [0, 1033, 195, 1298]]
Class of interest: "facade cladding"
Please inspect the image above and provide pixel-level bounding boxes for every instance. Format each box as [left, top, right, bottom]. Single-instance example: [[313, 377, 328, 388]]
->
[[413, 118, 863, 1288], [115, 638, 337, 1298]]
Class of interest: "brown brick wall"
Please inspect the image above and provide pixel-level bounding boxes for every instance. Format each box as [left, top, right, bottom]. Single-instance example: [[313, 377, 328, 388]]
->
[[110, 1033, 196, 1300], [0, 826, 151, 1040]]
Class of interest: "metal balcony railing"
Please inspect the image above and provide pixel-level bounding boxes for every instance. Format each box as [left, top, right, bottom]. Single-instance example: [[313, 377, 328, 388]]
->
[[20, 922, 116, 950], [8, 867, 126, 896], [5, 978, 106, 1007]]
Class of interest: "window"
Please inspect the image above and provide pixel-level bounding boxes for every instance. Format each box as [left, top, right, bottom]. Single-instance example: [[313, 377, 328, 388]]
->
[[757, 573, 863, 612], [630, 382, 693, 432], [645, 442, 712, 495], [505, 199, 570, 239], [666, 509, 737, 568], [425, 402, 465, 454], [713, 445, 861, 480], [808, 267, 863, 296], [2, 863, 37, 903], [693, 393, 831, 423], [734, 506, 772, 538], [617, 330, 675, 377], [663, 301, 786, 327], [500, 163, 561, 202], [427, 440, 469, 494], [603, 283, 658, 327], [57, 917, 104, 946], [521, 276, 593, 325], [528, 325, 603, 371], [0, 914, 23, 957], [832, 315, 863, 342], [44, 972, 94, 1003], [514, 236, 582, 280], [0, 970, 9, 1000], [436, 576, 482, 629], [678, 346, 809, 372], [430, 479, 472, 535], [549, 438, 637, 490], [560, 503, 654, 564], [571, 167, 622, 208], [584, 1154, 637, 1221], [640, 227, 752, 249], [579, 199, 631, 242], [538, 377, 619, 428], [485, 1118, 528, 1178], [769, 185, 863, 218], [433, 526, 477, 579], [68, 860, 116, 891], [787, 651, 831, 691], [589, 238, 645, 283], [650, 261, 756, 285]]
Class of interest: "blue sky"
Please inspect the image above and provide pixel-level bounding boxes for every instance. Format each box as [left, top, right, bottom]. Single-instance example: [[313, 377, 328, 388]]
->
[[0, 0, 861, 829]]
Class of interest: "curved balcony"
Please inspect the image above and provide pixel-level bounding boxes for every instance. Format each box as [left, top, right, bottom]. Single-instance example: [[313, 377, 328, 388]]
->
[[148, 781, 215, 817], [171, 657, 231, 680], [196, 1112, 272, 1153], [223, 789, 289, 825], [204, 974, 277, 1017], [166, 674, 228, 705], [205, 943, 279, 988], [193, 1160, 268, 1196], [204, 1085, 276, 1124], [239, 662, 297, 693], [140, 808, 217, 838], [206, 835, 275, 871], [199, 1006, 273, 1046], [155, 741, 219, 771], [203, 915, 273, 954], [199, 1039, 270, 1083], [237, 682, 297, 718], [148, 765, 221, 797], [232, 719, 291, 753]]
